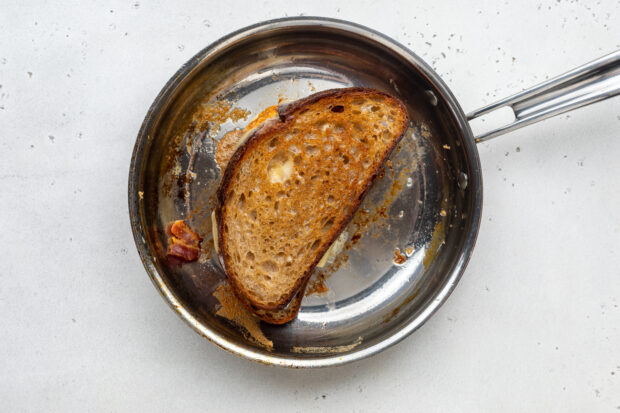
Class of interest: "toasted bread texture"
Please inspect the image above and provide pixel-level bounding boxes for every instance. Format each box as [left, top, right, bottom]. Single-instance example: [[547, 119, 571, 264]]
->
[[239, 278, 308, 324], [216, 87, 409, 312]]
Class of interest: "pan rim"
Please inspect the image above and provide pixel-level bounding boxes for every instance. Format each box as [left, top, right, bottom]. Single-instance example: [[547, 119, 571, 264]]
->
[[128, 16, 483, 368]]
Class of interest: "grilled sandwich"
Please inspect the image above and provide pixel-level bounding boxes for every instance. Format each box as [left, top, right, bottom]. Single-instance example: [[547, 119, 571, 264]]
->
[[214, 87, 409, 323]]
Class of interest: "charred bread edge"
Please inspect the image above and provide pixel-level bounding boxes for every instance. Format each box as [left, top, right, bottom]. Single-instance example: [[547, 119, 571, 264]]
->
[[216, 87, 409, 311]]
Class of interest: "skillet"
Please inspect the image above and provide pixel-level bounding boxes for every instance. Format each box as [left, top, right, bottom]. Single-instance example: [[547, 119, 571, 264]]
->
[[128, 17, 620, 367]]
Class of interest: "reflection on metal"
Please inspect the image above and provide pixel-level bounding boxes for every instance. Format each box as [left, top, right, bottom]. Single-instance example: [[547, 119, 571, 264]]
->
[[468, 50, 620, 143]]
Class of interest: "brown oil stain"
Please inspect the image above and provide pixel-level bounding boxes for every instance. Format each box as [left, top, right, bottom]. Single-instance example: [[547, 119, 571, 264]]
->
[[319, 250, 349, 280], [183, 186, 217, 260], [160, 131, 187, 192], [213, 283, 273, 351], [383, 289, 420, 323], [422, 219, 446, 269], [193, 99, 250, 134], [350, 232, 362, 245], [175, 100, 258, 258], [306, 273, 329, 296], [186, 99, 250, 166], [420, 122, 432, 139], [160, 99, 250, 198], [385, 159, 395, 178]]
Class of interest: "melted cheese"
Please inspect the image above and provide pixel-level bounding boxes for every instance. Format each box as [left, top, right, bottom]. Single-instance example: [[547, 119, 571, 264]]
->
[[317, 231, 348, 268], [211, 211, 219, 256], [268, 158, 294, 184], [245, 105, 278, 130], [231, 106, 280, 154]]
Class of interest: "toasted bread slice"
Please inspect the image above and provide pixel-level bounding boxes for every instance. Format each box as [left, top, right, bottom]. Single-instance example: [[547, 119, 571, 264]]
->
[[213, 208, 304, 324], [216, 87, 409, 312]]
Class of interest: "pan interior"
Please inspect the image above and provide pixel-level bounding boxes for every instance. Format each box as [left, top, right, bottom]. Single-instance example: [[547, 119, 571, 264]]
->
[[133, 20, 479, 364]]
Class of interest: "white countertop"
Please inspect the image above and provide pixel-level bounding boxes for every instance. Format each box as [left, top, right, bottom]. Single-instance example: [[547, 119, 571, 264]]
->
[[1, 1, 619, 411]]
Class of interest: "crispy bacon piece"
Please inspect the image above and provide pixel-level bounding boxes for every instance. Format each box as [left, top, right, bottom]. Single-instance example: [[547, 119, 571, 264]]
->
[[170, 220, 201, 246], [168, 242, 200, 261], [166, 220, 201, 262]]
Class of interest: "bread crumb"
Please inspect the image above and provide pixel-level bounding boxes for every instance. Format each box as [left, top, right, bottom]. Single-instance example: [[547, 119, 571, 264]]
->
[[213, 283, 273, 351]]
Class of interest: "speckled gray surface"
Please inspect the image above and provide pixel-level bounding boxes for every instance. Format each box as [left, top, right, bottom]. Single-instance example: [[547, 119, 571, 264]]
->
[[1, 1, 619, 411]]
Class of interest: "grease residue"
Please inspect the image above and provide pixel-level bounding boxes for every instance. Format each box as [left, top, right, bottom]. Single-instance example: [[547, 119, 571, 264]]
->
[[186, 100, 250, 167], [383, 290, 420, 323], [193, 99, 250, 135], [213, 283, 273, 351], [306, 273, 328, 296], [246, 105, 278, 130], [420, 123, 432, 139], [177, 100, 255, 258], [317, 249, 349, 279], [422, 220, 446, 269], [161, 99, 250, 195], [292, 336, 363, 354]]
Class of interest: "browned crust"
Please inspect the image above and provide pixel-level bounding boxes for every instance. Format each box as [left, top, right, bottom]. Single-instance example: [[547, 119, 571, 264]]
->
[[276, 87, 398, 121], [216, 87, 409, 312], [238, 277, 309, 324]]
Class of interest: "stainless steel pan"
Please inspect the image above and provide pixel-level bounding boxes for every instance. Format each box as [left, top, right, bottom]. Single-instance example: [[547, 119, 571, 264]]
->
[[128, 17, 620, 367]]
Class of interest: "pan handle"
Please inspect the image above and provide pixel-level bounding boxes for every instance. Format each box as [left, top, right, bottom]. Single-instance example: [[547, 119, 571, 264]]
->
[[467, 50, 620, 143]]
